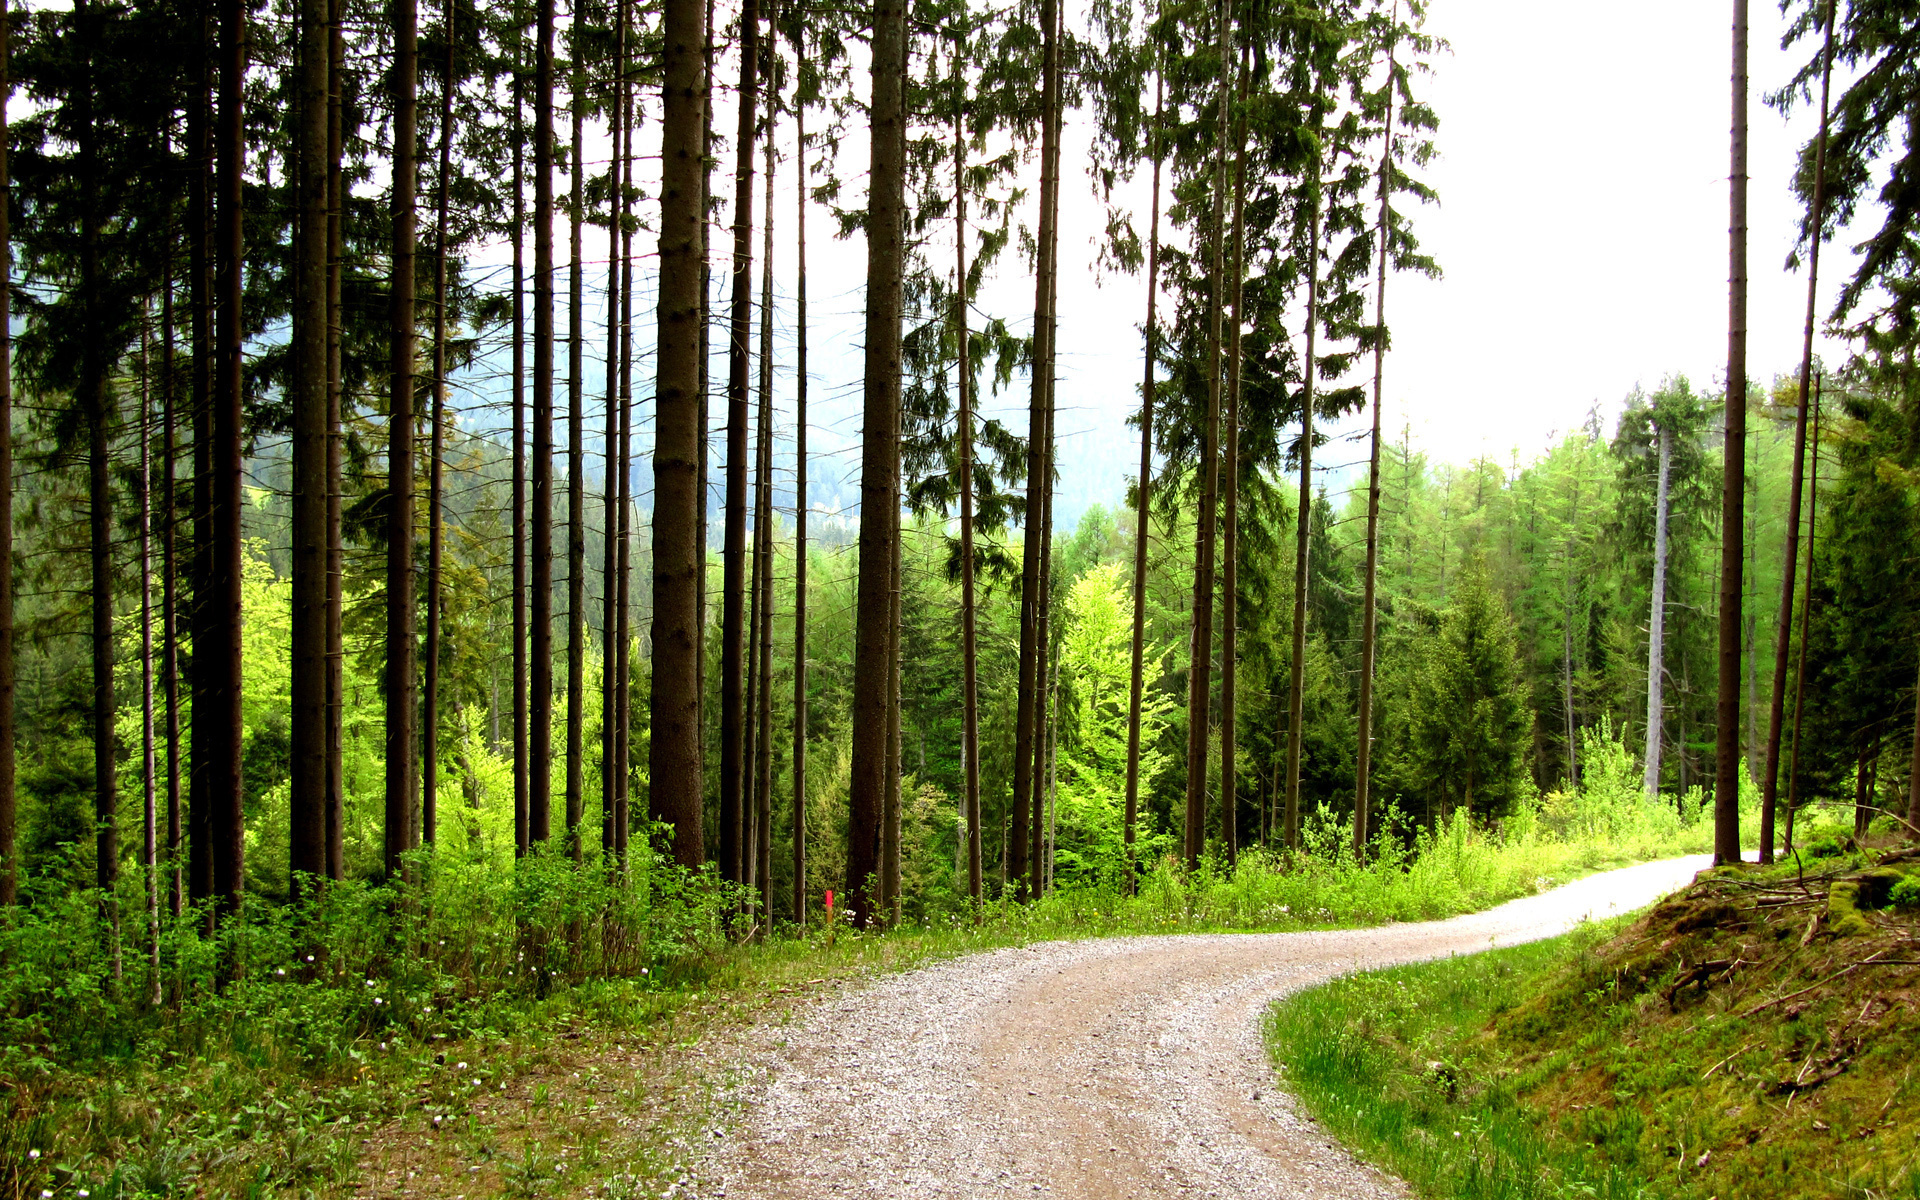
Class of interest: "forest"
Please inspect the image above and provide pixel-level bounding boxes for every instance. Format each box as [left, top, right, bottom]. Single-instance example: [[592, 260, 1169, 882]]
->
[[0, 0, 1918, 1191]]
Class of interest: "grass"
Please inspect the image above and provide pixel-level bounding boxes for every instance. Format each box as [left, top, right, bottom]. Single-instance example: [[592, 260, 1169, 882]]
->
[[1265, 815, 1920, 1200], [0, 773, 1722, 1200]]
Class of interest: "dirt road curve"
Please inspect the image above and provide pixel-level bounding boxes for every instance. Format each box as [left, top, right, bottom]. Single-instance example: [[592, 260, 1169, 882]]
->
[[699, 856, 1711, 1199]]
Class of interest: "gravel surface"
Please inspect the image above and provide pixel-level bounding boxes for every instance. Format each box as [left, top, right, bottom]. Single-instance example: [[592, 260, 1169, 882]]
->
[[697, 856, 1712, 1199]]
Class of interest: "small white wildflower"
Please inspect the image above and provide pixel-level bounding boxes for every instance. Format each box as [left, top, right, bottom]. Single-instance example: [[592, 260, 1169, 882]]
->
[[422, 1005, 432, 1013], [79, 1190, 90, 1197], [365, 979, 375, 987], [27, 1150, 38, 1160], [306, 954, 315, 962], [373, 997, 383, 1006], [456, 1061, 467, 1070], [41, 1190, 52, 1198], [276, 968, 287, 976]]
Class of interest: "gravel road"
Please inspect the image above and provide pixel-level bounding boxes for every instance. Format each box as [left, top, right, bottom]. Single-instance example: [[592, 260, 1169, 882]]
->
[[697, 855, 1712, 1199]]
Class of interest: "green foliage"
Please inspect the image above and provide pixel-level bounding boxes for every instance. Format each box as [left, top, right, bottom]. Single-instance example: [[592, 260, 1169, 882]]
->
[[1405, 557, 1531, 821], [1891, 875, 1920, 910]]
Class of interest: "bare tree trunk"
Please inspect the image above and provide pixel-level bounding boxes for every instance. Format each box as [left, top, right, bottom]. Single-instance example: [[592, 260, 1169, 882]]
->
[[78, 0, 119, 966], [1029, 80, 1062, 899], [721, 0, 763, 890], [1644, 424, 1673, 797], [615, 65, 635, 863], [139, 321, 158, 1000], [0, 8, 17, 909], [1714, 0, 1749, 865], [1353, 18, 1397, 859], [886, 523, 904, 918], [849, 0, 906, 926], [511, 47, 528, 856], [1284, 197, 1319, 852], [529, 0, 556, 846], [211, 0, 248, 932], [386, 0, 419, 879], [1219, 44, 1247, 868], [602, 6, 625, 858], [423, 0, 454, 849], [791, 87, 810, 923], [652, 0, 708, 870], [1011, 0, 1059, 894], [1764, 0, 1834, 862], [188, 0, 213, 910], [1123, 66, 1163, 892], [1184, 0, 1229, 868], [1785, 383, 1821, 853], [163, 249, 182, 911], [566, 52, 585, 858], [754, 81, 778, 929], [324, 0, 346, 880], [952, 40, 982, 910], [291, 0, 329, 894]]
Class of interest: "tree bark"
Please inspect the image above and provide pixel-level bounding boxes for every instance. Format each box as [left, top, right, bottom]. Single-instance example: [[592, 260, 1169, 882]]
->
[[1645, 423, 1673, 798], [566, 50, 586, 858], [163, 246, 182, 912], [721, 0, 763, 890], [325, 0, 346, 880], [1785, 383, 1821, 852], [1219, 44, 1247, 867], [211, 0, 247, 926], [511, 46, 528, 856], [1353, 17, 1398, 860], [953, 39, 982, 909], [1763, 0, 1834, 863], [753, 79, 778, 928], [291, 0, 331, 890], [848, 0, 906, 926], [1012, 0, 1060, 894], [386, 0, 420, 879], [603, 5, 626, 858], [188, 0, 213, 909], [1124, 65, 1163, 892], [423, 0, 454, 849], [0, 6, 16, 909], [140, 321, 158, 998], [1714, 0, 1749, 865], [791, 90, 810, 924], [528, 0, 556, 846], [78, 0, 119, 946], [1184, 0, 1228, 868], [886, 516, 905, 917], [615, 62, 635, 862], [1284, 196, 1319, 852]]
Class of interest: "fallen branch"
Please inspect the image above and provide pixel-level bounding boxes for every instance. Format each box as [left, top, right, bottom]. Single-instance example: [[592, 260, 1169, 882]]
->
[[1740, 952, 1889, 1017]]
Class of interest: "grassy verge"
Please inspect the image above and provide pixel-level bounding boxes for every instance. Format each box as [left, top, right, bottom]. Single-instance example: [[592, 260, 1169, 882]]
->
[[1266, 826, 1920, 1200], [0, 789, 1719, 1200]]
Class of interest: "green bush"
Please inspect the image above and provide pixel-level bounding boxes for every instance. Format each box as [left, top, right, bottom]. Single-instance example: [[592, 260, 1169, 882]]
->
[[1890, 876, 1920, 910]]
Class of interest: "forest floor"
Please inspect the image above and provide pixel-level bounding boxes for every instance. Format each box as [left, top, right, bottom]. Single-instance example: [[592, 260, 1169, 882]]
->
[[1265, 842, 1920, 1200], [355, 856, 1707, 1199]]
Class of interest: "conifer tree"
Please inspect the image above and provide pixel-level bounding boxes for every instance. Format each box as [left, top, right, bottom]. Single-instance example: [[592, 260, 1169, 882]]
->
[[1714, 0, 1750, 865]]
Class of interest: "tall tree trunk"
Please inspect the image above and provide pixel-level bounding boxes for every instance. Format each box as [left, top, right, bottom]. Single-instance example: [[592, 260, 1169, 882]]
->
[[78, 0, 119, 958], [162, 253, 182, 913], [1714, 0, 1749, 865], [211, 0, 247, 929], [1012, 0, 1060, 895], [695, 0, 715, 818], [511, 47, 528, 856], [567, 57, 586, 859], [386, 0, 420, 879], [1219, 44, 1247, 868], [1353, 15, 1398, 859], [1785, 384, 1821, 852], [1184, 0, 1228, 869], [324, 0, 346, 880], [753, 80, 778, 929], [721, 0, 763, 890], [849, 0, 906, 927], [1645, 423, 1672, 797], [0, 5, 16, 909], [952, 39, 982, 910], [791, 88, 810, 924], [615, 63, 635, 862], [423, 0, 454, 849], [1028, 61, 1063, 900], [291, 0, 331, 891], [188, 0, 214, 909], [886, 519, 904, 917], [139, 323, 158, 1000], [528, 0, 556, 846], [603, 5, 626, 858], [1284, 195, 1319, 852], [1764, 0, 1834, 862], [1123, 65, 1163, 892]]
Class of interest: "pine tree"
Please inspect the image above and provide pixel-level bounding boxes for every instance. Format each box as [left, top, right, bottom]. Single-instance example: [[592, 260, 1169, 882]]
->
[[1714, 0, 1750, 864]]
